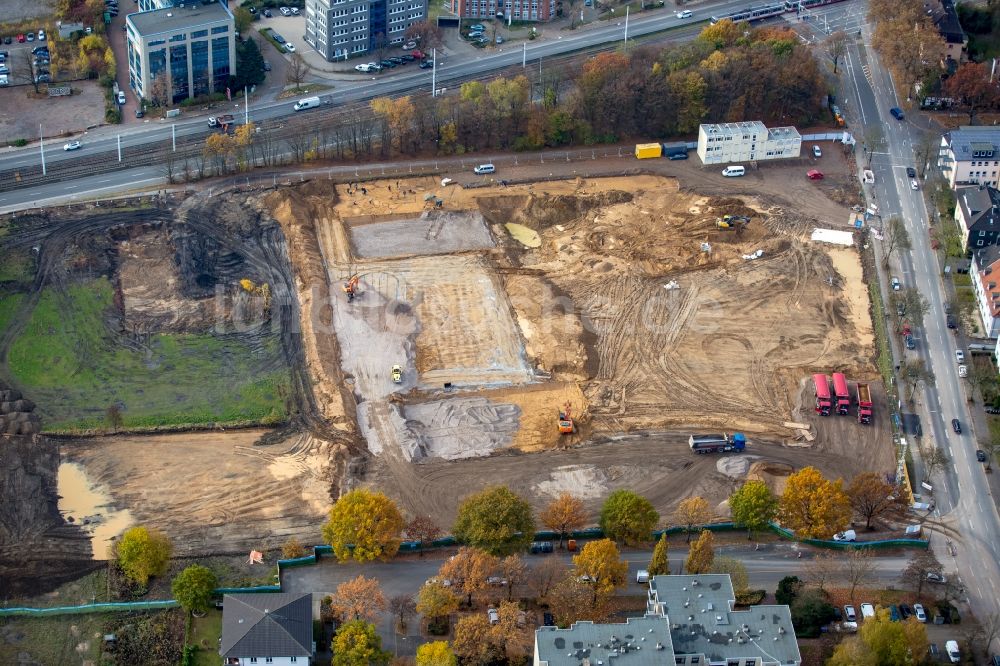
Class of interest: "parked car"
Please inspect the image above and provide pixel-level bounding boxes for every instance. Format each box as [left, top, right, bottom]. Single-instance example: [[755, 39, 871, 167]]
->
[[17, 34, 26, 43], [135, 108, 144, 118], [284, 43, 295, 53], [355, 63, 372, 72], [927, 572, 948, 584], [487, 608, 499, 624], [833, 530, 856, 542], [889, 605, 901, 622], [37, 29, 45, 41], [380, 59, 396, 68], [35, 73, 49, 82], [959, 365, 968, 377], [543, 612, 555, 626], [890, 107, 904, 120], [807, 169, 824, 180], [419, 59, 433, 68], [117, 90, 126, 104], [945, 640, 961, 663], [403, 40, 417, 49], [272, 32, 285, 43], [263, 8, 272, 17], [474, 163, 496, 175], [899, 604, 912, 619], [947, 314, 957, 328], [469, 23, 486, 30], [290, 7, 300, 14], [844, 605, 857, 622], [279, 6, 291, 15], [26, 32, 34, 42], [860, 603, 875, 620], [495, 35, 504, 44], [977, 450, 987, 462], [388, 56, 403, 64], [263, 60, 271, 71], [891, 276, 901, 290], [914, 603, 927, 622], [63, 141, 81, 151], [812, 145, 822, 158], [952, 418, 962, 434], [905, 334, 915, 350], [400, 53, 415, 61], [956, 349, 965, 363], [0, 65, 8, 75], [3, 36, 11, 44], [911, 179, 919, 190], [906, 166, 917, 178], [529, 541, 553, 554]]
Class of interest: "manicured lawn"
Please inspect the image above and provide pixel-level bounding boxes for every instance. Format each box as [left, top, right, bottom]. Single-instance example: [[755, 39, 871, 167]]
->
[[188, 609, 224, 666], [6, 277, 289, 431]]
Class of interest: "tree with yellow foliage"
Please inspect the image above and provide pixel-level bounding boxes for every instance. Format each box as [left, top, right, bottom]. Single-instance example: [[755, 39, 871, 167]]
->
[[684, 530, 715, 574], [439, 546, 498, 607], [416, 581, 459, 627], [321, 488, 404, 562], [572, 538, 628, 607], [415, 641, 456, 666], [539, 492, 588, 550], [331, 620, 390, 666], [828, 606, 927, 666], [673, 495, 713, 543], [778, 466, 852, 539]]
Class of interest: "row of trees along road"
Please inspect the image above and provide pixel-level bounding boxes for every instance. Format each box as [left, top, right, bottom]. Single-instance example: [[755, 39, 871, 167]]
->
[[194, 20, 828, 177]]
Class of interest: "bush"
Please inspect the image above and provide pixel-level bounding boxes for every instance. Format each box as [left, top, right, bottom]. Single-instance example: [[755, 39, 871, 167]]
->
[[734, 589, 766, 606], [9, 138, 28, 147], [105, 107, 122, 123], [790, 590, 836, 638], [775, 576, 802, 605]]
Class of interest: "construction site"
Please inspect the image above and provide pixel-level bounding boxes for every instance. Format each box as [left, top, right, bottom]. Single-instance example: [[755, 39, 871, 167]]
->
[[0, 155, 896, 587]]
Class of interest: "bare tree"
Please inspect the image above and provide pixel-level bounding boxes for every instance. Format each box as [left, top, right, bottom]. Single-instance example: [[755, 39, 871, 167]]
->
[[372, 32, 389, 69], [528, 557, 566, 600], [913, 133, 938, 178], [902, 288, 929, 329], [824, 30, 849, 74], [882, 216, 912, 266], [388, 594, 416, 633], [902, 358, 934, 403], [842, 548, 875, 603], [285, 53, 309, 91], [805, 551, 840, 594], [404, 20, 444, 52], [922, 444, 950, 479], [901, 549, 942, 597]]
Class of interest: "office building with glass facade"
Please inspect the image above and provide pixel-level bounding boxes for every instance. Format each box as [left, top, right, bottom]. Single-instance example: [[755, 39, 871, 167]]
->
[[126, 1, 236, 104]]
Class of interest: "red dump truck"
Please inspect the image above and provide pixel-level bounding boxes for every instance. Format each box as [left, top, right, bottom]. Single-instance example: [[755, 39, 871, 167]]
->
[[813, 373, 832, 416], [832, 372, 850, 416], [857, 383, 872, 424]]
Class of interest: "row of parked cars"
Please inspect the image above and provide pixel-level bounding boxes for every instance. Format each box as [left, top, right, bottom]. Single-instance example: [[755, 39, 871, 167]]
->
[[354, 53, 433, 72]]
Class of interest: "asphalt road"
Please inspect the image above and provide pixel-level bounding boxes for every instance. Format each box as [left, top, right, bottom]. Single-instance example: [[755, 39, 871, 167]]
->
[[840, 11, 1000, 643], [282, 542, 912, 655], [0, 0, 758, 175]]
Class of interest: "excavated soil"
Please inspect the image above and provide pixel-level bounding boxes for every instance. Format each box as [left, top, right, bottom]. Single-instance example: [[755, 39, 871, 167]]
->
[[266, 172, 884, 523]]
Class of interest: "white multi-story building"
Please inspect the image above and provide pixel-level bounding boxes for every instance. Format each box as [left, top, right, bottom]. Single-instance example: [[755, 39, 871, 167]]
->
[[126, 1, 236, 104], [305, 0, 426, 60], [938, 127, 1000, 190], [697, 121, 802, 165]]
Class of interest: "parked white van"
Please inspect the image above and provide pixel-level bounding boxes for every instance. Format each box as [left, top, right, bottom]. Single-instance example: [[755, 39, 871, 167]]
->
[[722, 166, 745, 177], [473, 163, 495, 174], [293, 96, 321, 111]]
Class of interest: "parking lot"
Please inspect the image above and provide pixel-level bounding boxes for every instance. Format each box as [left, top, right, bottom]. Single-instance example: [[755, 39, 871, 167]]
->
[[0, 79, 106, 143]]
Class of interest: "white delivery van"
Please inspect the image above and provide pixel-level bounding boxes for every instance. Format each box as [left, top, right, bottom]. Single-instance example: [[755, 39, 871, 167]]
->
[[636, 569, 649, 584], [722, 166, 745, 177], [293, 96, 321, 111], [473, 163, 496, 174]]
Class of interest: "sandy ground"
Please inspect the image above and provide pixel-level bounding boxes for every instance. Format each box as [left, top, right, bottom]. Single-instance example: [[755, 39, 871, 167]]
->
[[60, 429, 334, 555]]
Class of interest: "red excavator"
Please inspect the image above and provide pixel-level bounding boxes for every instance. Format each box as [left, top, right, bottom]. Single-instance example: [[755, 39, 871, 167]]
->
[[343, 275, 359, 302], [558, 402, 575, 434]]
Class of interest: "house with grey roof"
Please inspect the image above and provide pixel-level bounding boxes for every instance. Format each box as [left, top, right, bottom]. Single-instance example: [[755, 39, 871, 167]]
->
[[220, 592, 314, 666], [535, 574, 800, 666], [956, 184, 1000, 252], [939, 127, 1000, 190]]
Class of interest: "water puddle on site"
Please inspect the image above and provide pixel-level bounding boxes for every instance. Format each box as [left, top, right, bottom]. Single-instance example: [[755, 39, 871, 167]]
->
[[58, 462, 134, 559], [504, 223, 541, 248]]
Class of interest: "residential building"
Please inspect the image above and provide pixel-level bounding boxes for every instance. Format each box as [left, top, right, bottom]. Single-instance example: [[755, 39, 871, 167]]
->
[[938, 127, 1000, 190], [451, 0, 557, 22], [929, 0, 967, 66], [535, 574, 800, 666], [220, 592, 314, 666], [971, 244, 1000, 339], [126, 0, 236, 104], [305, 0, 426, 60], [697, 122, 802, 165], [955, 184, 1000, 251]]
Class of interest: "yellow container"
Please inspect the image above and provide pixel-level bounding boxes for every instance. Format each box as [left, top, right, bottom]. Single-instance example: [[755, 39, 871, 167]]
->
[[635, 143, 663, 159]]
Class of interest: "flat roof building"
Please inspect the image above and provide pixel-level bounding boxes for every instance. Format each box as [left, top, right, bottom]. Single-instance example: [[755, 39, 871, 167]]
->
[[535, 575, 800, 666], [305, 0, 426, 61], [126, 0, 236, 104], [697, 122, 802, 165]]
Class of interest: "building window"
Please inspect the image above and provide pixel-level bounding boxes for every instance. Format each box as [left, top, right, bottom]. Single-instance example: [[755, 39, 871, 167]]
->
[[149, 39, 166, 46], [192, 29, 208, 38], [169, 44, 189, 102], [979, 241, 985, 247], [211, 36, 230, 90], [170, 33, 186, 42], [191, 40, 209, 97], [212, 25, 229, 34]]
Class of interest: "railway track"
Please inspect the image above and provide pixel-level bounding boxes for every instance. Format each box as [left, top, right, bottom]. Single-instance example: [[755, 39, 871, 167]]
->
[[0, 25, 701, 195]]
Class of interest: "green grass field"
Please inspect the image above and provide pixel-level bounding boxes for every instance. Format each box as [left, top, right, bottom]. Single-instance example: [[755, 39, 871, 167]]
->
[[0, 292, 24, 336], [188, 610, 224, 666], [6, 277, 290, 432], [0, 248, 34, 284]]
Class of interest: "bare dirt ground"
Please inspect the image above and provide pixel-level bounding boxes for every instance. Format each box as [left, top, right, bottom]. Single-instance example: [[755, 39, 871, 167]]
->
[[0, 80, 106, 143], [265, 163, 884, 524], [60, 429, 334, 555]]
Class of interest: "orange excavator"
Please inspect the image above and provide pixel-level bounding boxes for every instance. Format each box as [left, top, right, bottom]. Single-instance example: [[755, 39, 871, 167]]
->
[[343, 275, 360, 302], [558, 402, 575, 434]]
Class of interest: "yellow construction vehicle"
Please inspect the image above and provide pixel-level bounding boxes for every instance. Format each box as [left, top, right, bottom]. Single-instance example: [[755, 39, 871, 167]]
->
[[391, 365, 402, 383], [343, 275, 360, 302], [239, 279, 271, 311]]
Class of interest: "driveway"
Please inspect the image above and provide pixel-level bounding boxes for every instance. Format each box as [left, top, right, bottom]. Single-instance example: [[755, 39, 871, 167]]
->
[[107, 4, 141, 123]]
